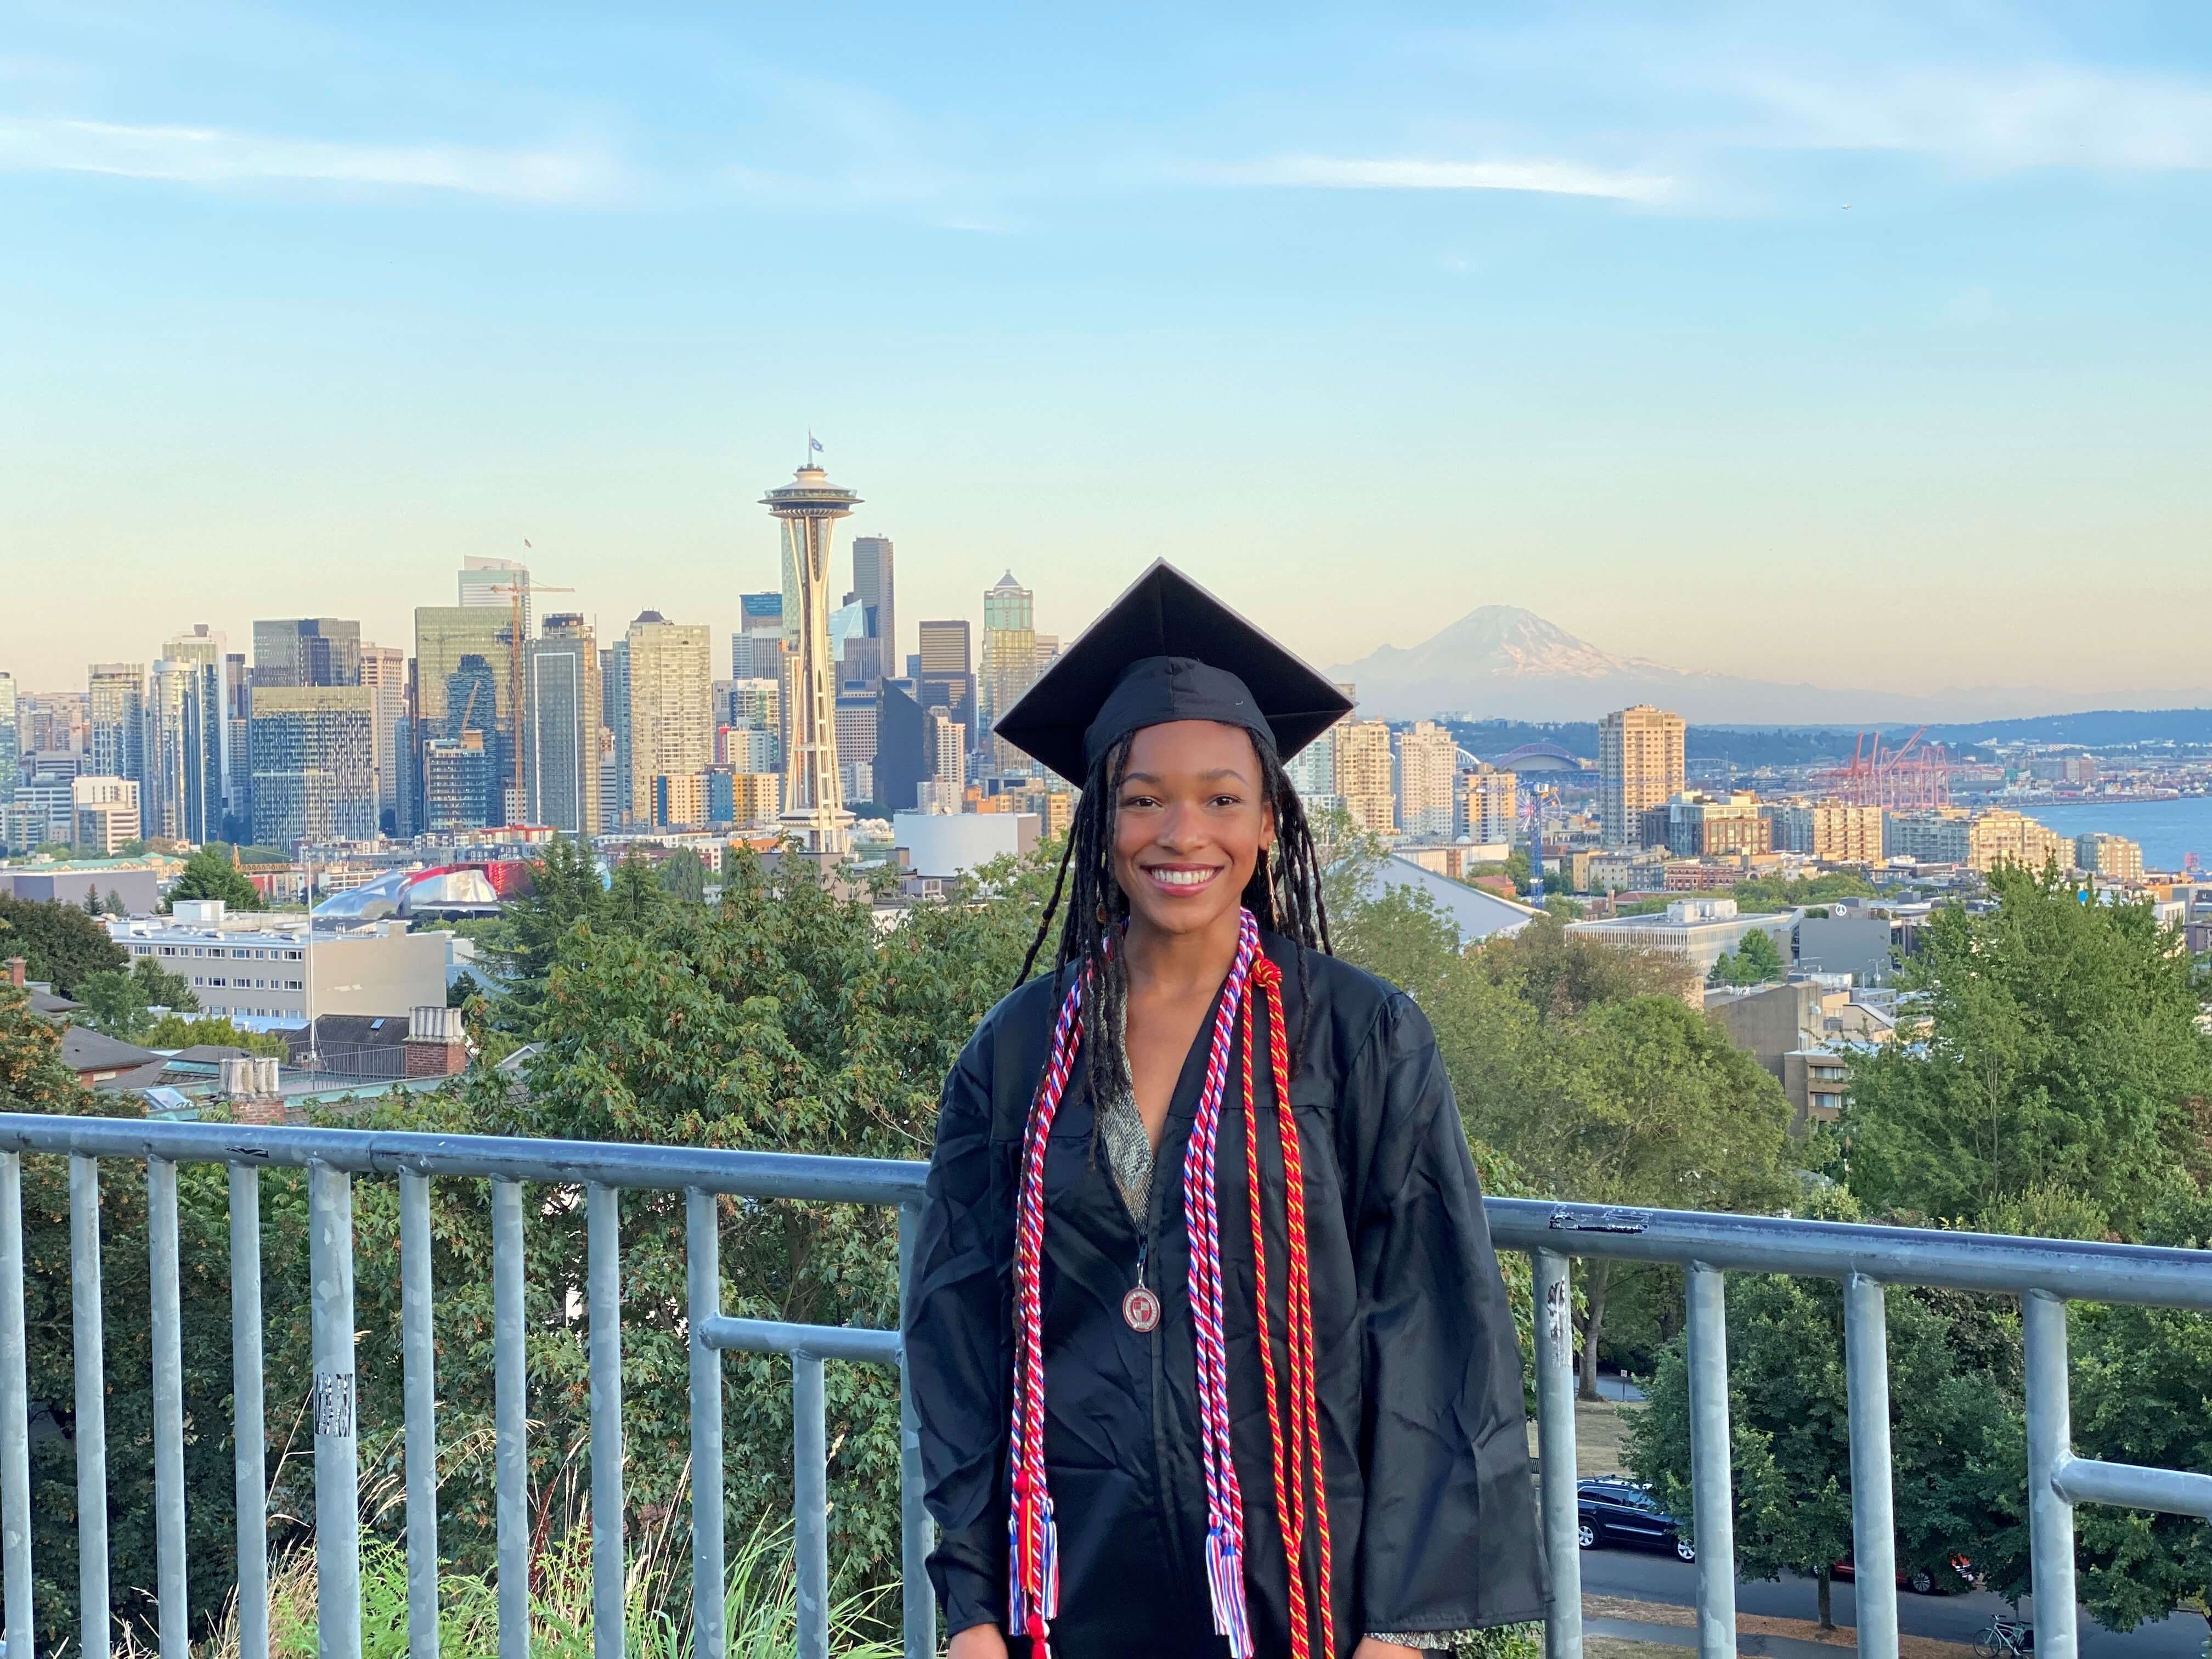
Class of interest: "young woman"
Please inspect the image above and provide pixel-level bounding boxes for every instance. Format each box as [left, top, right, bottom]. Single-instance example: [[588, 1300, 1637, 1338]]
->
[[905, 563, 1544, 1659]]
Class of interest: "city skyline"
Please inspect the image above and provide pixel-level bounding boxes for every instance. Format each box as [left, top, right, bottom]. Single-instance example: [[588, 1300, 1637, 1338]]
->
[[6, 7, 2212, 694]]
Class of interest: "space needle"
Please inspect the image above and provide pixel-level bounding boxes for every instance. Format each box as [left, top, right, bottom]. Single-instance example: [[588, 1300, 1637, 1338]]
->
[[761, 440, 860, 855]]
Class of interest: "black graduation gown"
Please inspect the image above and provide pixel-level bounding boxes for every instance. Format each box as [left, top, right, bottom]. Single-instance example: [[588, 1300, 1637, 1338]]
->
[[905, 933, 1547, 1656]]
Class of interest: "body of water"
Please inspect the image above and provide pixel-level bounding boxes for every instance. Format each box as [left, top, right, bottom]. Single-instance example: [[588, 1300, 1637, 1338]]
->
[[2019, 797, 2212, 873]]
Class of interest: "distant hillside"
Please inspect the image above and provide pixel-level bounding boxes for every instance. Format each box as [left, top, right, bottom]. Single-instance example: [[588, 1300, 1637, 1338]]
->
[[1331, 604, 2212, 725]]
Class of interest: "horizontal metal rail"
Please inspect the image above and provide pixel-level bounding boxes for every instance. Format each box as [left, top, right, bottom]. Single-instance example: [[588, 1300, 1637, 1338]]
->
[[1, 1115, 2209, 1659]]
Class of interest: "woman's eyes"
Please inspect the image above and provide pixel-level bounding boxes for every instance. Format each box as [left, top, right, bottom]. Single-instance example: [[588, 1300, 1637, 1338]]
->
[[1119, 793, 1246, 810]]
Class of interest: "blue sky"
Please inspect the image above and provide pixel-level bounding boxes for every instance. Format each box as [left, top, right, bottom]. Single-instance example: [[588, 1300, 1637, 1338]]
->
[[5, 3, 2210, 703]]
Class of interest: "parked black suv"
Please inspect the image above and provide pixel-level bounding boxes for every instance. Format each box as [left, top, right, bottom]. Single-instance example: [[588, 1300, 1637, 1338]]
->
[[1576, 1477, 1695, 1561]]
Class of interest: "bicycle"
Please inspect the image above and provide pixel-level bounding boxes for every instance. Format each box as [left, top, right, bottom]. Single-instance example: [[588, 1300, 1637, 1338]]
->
[[1974, 1616, 2035, 1659]]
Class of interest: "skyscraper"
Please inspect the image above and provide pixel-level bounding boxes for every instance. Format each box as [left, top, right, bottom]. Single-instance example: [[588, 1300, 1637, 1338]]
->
[[414, 606, 511, 827], [252, 618, 362, 688], [0, 672, 16, 786], [526, 616, 603, 837], [1599, 704, 1686, 849], [224, 653, 250, 835], [360, 644, 407, 834], [87, 663, 145, 783], [602, 641, 631, 826], [460, 554, 531, 630], [625, 612, 712, 827], [873, 680, 927, 815], [915, 619, 977, 761], [979, 573, 1037, 776], [143, 660, 194, 842], [1394, 720, 1458, 839], [160, 625, 229, 843], [851, 534, 896, 674], [249, 686, 377, 849], [763, 457, 861, 854], [732, 592, 785, 681]]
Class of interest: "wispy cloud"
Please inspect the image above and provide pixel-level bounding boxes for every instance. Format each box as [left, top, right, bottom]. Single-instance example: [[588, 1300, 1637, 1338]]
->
[[0, 115, 628, 202], [1202, 154, 1676, 203], [1736, 61, 2212, 173]]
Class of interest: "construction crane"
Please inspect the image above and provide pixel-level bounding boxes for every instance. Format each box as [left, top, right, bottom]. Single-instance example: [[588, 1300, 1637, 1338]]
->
[[482, 577, 575, 823]]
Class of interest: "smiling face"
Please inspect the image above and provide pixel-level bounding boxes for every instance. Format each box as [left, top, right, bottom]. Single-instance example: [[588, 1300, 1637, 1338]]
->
[[1112, 719, 1277, 944]]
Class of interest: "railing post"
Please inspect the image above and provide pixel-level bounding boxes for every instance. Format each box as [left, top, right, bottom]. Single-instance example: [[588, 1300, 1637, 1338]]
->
[[1532, 1249, 1582, 1659], [1685, 1261, 1736, 1659], [2023, 1290, 2079, 1659], [309, 1163, 362, 1659], [399, 1170, 440, 1659], [148, 1156, 189, 1659], [897, 1203, 935, 1659], [231, 1166, 268, 1659], [72, 1156, 111, 1659], [793, 1350, 829, 1659], [588, 1184, 625, 1659], [687, 1189, 726, 1659], [493, 1179, 530, 1659], [0, 1153, 31, 1659], [1843, 1274, 1898, 1659]]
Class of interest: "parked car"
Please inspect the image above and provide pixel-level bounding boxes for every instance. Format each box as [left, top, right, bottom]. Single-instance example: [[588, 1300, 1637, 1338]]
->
[[1833, 1555, 1979, 1595], [1576, 1477, 1695, 1561]]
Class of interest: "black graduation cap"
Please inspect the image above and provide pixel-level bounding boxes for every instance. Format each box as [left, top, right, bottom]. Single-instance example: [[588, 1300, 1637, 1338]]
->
[[993, 560, 1354, 782]]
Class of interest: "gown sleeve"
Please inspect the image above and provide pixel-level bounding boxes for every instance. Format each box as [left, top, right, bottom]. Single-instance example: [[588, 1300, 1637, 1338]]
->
[[904, 1020, 1010, 1639], [1353, 994, 1548, 1635]]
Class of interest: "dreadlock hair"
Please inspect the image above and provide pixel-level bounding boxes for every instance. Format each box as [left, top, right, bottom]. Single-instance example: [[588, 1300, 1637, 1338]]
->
[[1015, 725, 1334, 1119]]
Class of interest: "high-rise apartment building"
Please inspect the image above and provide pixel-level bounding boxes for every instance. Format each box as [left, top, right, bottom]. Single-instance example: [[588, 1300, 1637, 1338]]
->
[[1394, 720, 1458, 839], [72, 776, 141, 855], [524, 616, 603, 837], [224, 653, 250, 834], [88, 663, 146, 783], [602, 642, 631, 827], [764, 459, 861, 853], [1966, 809, 2068, 874], [625, 612, 713, 827], [1810, 802, 1883, 864], [1284, 684, 1355, 808], [850, 535, 896, 674], [143, 659, 199, 842], [249, 685, 377, 849], [1458, 764, 1518, 844], [2075, 832, 2144, 881], [360, 645, 407, 833], [1599, 704, 1686, 849], [422, 731, 494, 833], [252, 618, 362, 689], [928, 704, 964, 796], [979, 573, 1038, 776], [1335, 720, 1396, 836]]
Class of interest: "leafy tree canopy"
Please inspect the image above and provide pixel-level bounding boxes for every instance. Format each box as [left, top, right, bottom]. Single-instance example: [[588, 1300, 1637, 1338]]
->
[[1837, 865, 2212, 1235], [1733, 871, 1876, 911], [161, 845, 264, 912], [0, 894, 128, 996]]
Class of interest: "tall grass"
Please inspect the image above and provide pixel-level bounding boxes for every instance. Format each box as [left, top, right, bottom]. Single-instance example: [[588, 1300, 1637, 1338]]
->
[[112, 1429, 896, 1659]]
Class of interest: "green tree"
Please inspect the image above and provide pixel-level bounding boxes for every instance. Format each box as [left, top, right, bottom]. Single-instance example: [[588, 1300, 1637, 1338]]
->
[[1837, 865, 2212, 1235], [0, 894, 129, 995], [1476, 912, 1691, 1023], [139, 1012, 286, 1056], [1736, 927, 1784, 983], [1503, 848, 1531, 896], [1734, 871, 1876, 911], [1626, 1192, 2014, 1628], [161, 845, 264, 912], [659, 846, 709, 904], [476, 836, 610, 1032], [1707, 947, 1741, 986], [82, 884, 101, 914], [76, 957, 199, 1040], [104, 888, 127, 917]]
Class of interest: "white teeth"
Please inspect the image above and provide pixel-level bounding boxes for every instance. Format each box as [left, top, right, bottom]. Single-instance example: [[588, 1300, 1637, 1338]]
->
[[1152, 868, 1214, 887]]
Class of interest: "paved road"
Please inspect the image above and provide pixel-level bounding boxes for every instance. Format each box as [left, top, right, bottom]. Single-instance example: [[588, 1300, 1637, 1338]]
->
[[1576, 1542, 2207, 1658]]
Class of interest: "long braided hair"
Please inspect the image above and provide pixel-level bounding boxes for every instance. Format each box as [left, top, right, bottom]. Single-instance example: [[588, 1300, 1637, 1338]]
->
[[1015, 723, 1334, 1115]]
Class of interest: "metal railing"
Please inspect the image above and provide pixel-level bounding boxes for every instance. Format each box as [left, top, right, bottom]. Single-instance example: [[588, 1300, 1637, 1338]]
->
[[1, 1115, 2209, 1659], [1499, 1199, 2212, 1659], [0, 1113, 931, 1659]]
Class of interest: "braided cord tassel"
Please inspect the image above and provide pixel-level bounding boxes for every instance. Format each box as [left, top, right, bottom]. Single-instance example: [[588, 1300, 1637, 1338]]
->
[[1259, 957, 1335, 1643], [1182, 912, 1263, 1656], [1007, 974, 1085, 1654], [1242, 983, 1311, 1659]]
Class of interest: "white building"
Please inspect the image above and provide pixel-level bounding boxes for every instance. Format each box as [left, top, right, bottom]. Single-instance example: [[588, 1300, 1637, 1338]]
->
[[1566, 896, 1798, 979], [72, 776, 141, 855], [893, 810, 1039, 878], [110, 899, 451, 1026], [1362, 855, 1542, 943]]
